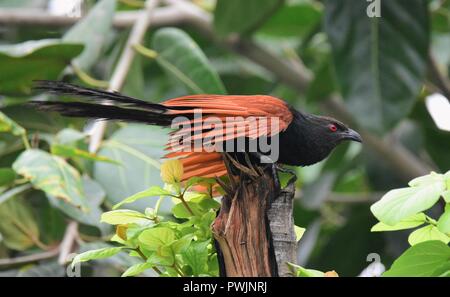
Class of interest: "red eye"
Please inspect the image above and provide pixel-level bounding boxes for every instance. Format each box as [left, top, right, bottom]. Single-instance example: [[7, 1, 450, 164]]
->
[[329, 124, 337, 132]]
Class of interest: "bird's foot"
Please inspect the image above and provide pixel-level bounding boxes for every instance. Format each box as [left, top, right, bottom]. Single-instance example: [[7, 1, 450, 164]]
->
[[271, 164, 298, 196], [275, 164, 298, 185], [223, 152, 260, 179], [247, 152, 283, 191], [274, 164, 297, 179], [244, 152, 264, 176], [271, 163, 281, 193]]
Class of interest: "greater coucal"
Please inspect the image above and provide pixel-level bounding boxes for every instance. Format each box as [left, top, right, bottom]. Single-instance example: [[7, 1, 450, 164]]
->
[[32, 81, 362, 181]]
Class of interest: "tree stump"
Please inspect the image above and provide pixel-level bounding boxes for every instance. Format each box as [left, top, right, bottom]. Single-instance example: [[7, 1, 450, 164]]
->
[[267, 179, 297, 277], [212, 157, 297, 277]]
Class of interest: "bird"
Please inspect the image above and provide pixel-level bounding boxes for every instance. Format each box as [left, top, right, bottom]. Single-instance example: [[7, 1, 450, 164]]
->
[[31, 80, 362, 184]]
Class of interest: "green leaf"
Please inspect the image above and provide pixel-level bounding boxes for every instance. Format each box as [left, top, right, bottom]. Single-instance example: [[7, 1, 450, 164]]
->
[[121, 262, 154, 277], [437, 205, 450, 234], [214, 0, 284, 36], [54, 128, 86, 145], [33, 193, 66, 244], [0, 184, 31, 205], [122, 55, 145, 99], [306, 60, 336, 103], [172, 201, 201, 218], [408, 225, 450, 246], [371, 213, 426, 232], [77, 242, 147, 272], [383, 241, 450, 276], [194, 196, 221, 211], [0, 197, 40, 251], [47, 176, 109, 234], [408, 171, 445, 187], [182, 240, 209, 276], [124, 223, 154, 241], [151, 28, 226, 94], [147, 245, 175, 266], [297, 268, 325, 277], [443, 172, 450, 201], [370, 180, 446, 225], [410, 105, 450, 172], [0, 104, 66, 134], [432, 261, 450, 277], [71, 247, 123, 267], [63, 0, 116, 71], [171, 234, 194, 254], [0, 111, 26, 136], [138, 227, 176, 251], [443, 190, 450, 204], [0, 39, 83, 95], [185, 176, 217, 189], [0, 168, 16, 187], [287, 263, 325, 277], [259, 2, 322, 37], [51, 144, 118, 164], [324, 0, 429, 132], [172, 195, 220, 219], [94, 125, 167, 211], [294, 225, 306, 242], [13, 149, 88, 210], [101, 210, 150, 225], [113, 186, 171, 210]]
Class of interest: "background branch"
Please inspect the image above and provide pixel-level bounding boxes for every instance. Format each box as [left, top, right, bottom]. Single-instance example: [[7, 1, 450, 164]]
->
[[0, 222, 78, 267], [0, 248, 60, 266], [88, 0, 159, 153], [324, 192, 384, 204], [57, 221, 79, 265], [0, 6, 181, 29]]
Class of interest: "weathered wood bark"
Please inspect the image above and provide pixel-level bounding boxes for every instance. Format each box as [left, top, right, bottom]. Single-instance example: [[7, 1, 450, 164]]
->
[[267, 179, 296, 277], [212, 158, 297, 277]]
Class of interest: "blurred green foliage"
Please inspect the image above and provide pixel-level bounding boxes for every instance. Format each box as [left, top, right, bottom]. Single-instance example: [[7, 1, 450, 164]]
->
[[0, 0, 449, 277]]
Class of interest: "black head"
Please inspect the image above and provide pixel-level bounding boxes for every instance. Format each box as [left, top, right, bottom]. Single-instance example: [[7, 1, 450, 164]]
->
[[305, 113, 361, 142], [278, 110, 362, 166]]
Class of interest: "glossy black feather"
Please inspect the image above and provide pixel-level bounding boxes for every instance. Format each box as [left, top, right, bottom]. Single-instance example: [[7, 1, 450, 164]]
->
[[33, 80, 168, 112], [29, 101, 174, 126]]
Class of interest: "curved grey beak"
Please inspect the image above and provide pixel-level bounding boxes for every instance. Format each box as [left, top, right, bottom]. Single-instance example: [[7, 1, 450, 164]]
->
[[343, 128, 362, 143]]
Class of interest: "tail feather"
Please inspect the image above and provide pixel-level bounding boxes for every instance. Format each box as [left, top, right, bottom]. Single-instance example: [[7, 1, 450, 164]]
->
[[33, 80, 167, 112], [31, 80, 177, 126], [30, 101, 174, 126], [30, 80, 231, 182]]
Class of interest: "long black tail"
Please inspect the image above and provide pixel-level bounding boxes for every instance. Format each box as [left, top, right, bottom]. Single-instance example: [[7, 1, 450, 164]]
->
[[31, 80, 176, 126]]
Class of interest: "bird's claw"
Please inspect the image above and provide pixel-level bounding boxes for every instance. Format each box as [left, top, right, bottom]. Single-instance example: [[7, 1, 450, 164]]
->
[[221, 152, 297, 197], [271, 163, 297, 195], [274, 164, 297, 181], [223, 152, 260, 179], [244, 152, 264, 176]]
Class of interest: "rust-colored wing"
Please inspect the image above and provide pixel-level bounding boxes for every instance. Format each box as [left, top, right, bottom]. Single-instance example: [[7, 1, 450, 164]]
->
[[162, 95, 293, 180]]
